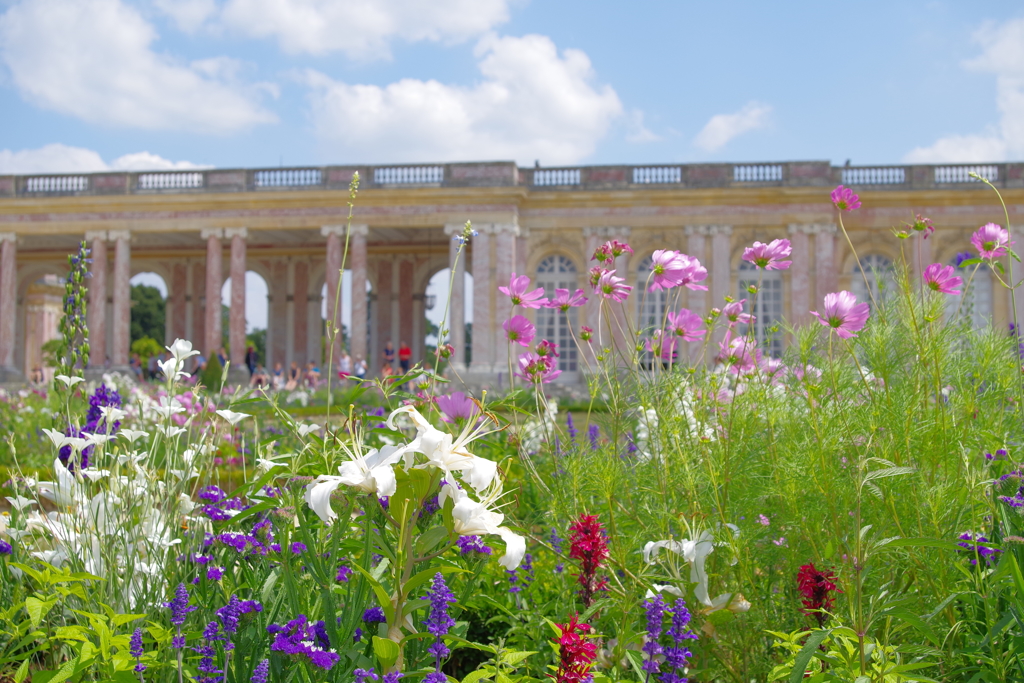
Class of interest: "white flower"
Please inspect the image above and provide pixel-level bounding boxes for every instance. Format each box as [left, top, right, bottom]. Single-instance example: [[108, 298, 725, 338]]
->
[[119, 429, 148, 444], [304, 445, 405, 523], [158, 357, 191, 383], [41, 427, 70, 450], [166, 339, 200, 363], [304, 476, 345, 523], [386, 406, 498, 492], [643, 531, 716, 606], [5, 495, 36, 512], [297, 423, 321, 438], [82, 432, 114, 447], [178, 493, 197, 515], [36, 459, 83, 507], [256, 457, 287, 474], [98, 405, 128, 425], [216, 409, 251, 426], [443, 480, 525, 570], [55, 375, 84, 388], [156, 425, 186, 438], [152, 397, 185, 419]]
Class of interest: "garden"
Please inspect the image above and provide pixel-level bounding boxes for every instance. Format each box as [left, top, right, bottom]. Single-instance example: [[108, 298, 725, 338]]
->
[[1, 176, 1023, 683]]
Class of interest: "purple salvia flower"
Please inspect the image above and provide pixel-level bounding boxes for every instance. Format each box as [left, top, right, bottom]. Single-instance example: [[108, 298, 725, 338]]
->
[[456, 535, 492, 556], [588, 423, 600, 450], [642, 594, 665, 680], [383, 673, 404, 683], [130, 627, 146, 673], [423, 573, 457, 673], [217, 595, 242, 635], [355, 668, 380, 683], [660, 598, 698, 683], [363, 607, 386, 624], [336, 564, 354, 582], [567, 413, 578, 441]]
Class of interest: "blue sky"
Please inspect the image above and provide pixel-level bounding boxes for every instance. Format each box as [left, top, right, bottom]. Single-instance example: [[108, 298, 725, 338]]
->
[[2, 0, 1024, 173]]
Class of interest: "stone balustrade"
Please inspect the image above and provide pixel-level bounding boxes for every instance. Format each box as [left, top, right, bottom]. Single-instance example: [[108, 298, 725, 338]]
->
[[1, 160, 1021, 198]]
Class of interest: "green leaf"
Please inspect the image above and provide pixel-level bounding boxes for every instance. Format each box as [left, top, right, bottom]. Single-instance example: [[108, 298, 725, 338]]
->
[[788, 629, 830, 683], [403, 564, 469, 596], [33, 656, 78, 683], [499, 650, 537, 667], [462, 670, 494, 683], [25, 596, 57, 629], [14, 658, 29, 683], [110, 613, 146, 628], [823, 540, 834, 561], [372, 636, 400, 670], [349, 564, 396, 624], [624, 649, 646, 681], [879, 537, 962, 552]]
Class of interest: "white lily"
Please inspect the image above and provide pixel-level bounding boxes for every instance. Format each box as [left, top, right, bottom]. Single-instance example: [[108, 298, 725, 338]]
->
[[41, 428, 70, 450], [643, 530, 716, 606], [216, 409, 251, 426], [37, 459, 83, 506], [158, 357, 191, 382], [98, 405, 128, 425], [152, 397, 185, 419], [55, 375, 84, 388], [385, 406, 498, 492], [156, 425, 186, 438], [304, 444, 405, 523], [443, 480, 525, 570], [83, 432, 114, 447], [5, 495, 36, 512], [304, 476, 345, 523], [256, 457, 287, 474]]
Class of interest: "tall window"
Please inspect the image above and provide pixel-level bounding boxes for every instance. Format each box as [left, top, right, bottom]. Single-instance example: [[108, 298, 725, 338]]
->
[[636, 254, 669, 333], [945, 258, 993, 330], [535, 255, 578, 374], [737, 261, 784, 356], [850, 254, 895, 307]]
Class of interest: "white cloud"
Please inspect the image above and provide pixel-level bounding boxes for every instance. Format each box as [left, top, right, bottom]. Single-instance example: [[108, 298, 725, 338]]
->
[[0, 0, 277, 133], [625, 109, 660, 143], [153, 0, 217, 33], [0, 143, 207, 174], [301, 33, 623, 165], [904, 18, 1024, 163], [692, 101, 772, 152], [217, 0, 511, 58]]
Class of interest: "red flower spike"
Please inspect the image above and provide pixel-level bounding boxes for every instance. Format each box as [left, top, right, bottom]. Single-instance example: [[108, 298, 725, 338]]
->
[[569, 514, 610, 608], [796, 563, 840, 627]]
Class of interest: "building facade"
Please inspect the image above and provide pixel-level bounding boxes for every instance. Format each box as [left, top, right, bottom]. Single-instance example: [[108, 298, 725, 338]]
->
[[0, 160, 1020, 385]]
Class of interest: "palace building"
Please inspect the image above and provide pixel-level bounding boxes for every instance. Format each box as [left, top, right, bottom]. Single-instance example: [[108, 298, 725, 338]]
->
[[0, 160, 1020, 386]]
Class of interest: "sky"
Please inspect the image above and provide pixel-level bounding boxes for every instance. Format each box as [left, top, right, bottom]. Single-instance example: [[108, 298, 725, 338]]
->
[[8, 0, 1024, 329]]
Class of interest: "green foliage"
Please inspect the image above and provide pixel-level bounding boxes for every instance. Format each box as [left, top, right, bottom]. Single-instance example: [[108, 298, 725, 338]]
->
[[40, 338, 64, 368], [248, 328, 266, 367], [201, 351, 223, 392], [130, 336, 163, 364], [130, 283, 165, 345]]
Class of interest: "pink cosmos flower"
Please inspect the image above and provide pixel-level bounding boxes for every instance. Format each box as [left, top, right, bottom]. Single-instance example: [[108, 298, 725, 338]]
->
[[595, 270, 632, 302], [503, 315, 536, 346], [536, 339, 560, 358], [435, 391, 478, 422], [742, 239, 792, 270], [922, 263, 963, 295], [592, 239, 633, 264], [645, 330, 677, 360], [722, 300, 753, 326], [516, 352, 561, 384], [677, 254, 709, 291], [579, 326, 594, 342], [498, 272, 548, 308], [666, 309, 706, 341], [547, 288, 588, 312], [647, 250, 687, 291], [971, 223, 1013, 260], [759, 356, 787, 383], [810, 291, 870, 339], [831, 185, 861, 211], [716, 331, 759, 374], [588, 267, 606, 290], [908, 213, 934, 238]]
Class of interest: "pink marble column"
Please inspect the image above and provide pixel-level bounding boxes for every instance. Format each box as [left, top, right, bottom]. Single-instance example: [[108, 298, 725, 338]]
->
[[815, 226, 837, 305], [191, 260, 206, 356], [202, 229, 223, 356], [493, 224, 517, 372], [110, 231, 131, 367], [710, 226, 732, 308], [377, 259, 394, 371], [470, 227, 492, 372], [321, 226, 344, 369], [86, 232, 107, 368], [293, 261, 309, 365], [444, 224, 466, 368], [0, 235, 16, 371], [398, 259, 414, 355], [350, 225, 369, 367], [170, 262, 187, 342], [227, 228, 247, 368], [270, 260, 288, 367], [788, 226, 810, 326]]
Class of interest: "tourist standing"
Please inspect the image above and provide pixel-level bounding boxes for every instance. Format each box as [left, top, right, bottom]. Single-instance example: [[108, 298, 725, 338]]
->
[[398, 341, 412, 373]]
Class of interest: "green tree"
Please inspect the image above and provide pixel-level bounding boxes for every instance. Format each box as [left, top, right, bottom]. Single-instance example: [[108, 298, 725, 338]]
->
[[247, 328, 266, 367], [130, 284, 165, 345]]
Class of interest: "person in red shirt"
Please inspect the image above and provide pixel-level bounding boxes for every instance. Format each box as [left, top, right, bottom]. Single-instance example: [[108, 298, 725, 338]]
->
[[398, 341, 412, 373]]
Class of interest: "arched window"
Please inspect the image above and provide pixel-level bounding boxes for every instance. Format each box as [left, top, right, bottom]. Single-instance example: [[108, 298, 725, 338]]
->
[[945, 256, 993, 330], [535, 255, 578, 374], [737, 261, 784, 357], [850, 254, 895, 307], [636, 254, 669, 334]]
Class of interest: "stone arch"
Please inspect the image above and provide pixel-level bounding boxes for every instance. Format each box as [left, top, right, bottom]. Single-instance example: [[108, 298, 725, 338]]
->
[[16, 263, 67, 382]]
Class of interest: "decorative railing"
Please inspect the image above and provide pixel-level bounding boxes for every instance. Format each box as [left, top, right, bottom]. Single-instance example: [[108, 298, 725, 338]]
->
[[1, 161, 1019, 197], [841, 167, 906, 185], [934, 165, 999, 183], [138, 172, 205, 190], [254, 169, 322, 187], [734, 164, 783, 182], [25, 176, 88, 193], [373, 166, 443, 184], [633, 166, 682, 184], [532, 168, 581, 186]]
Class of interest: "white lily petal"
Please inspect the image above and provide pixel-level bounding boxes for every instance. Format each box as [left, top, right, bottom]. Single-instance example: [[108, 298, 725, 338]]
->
[[216, 409, 251, 426], [304, 476, 344, 523]]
